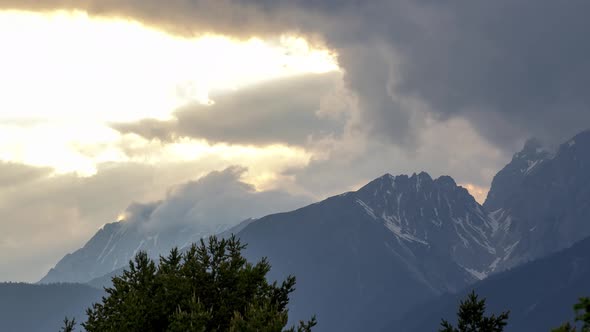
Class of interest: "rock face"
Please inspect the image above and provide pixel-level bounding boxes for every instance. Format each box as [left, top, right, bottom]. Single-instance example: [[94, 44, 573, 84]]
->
[[484, 138, 552, 212], [39, 221, 231, 284], [485, 130, 590, 271], [353, 172, 497, 277], [237, 172, 498, 332]]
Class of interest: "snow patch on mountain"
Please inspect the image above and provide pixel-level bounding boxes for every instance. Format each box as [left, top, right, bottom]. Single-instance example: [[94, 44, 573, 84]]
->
[[382, 214, 429, 245], [356, 199, 377, 219], [463, 267, 487, 280], [503, 240, 520, 261]]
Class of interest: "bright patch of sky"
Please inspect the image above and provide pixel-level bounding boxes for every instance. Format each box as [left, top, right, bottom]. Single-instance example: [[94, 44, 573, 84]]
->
[[0, 10, 338, 175]]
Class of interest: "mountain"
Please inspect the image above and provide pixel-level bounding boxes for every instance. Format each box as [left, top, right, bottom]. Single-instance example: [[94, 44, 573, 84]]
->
[[485, 130, 590, 271], [0, 282, 103, 332], [236, 172, 498, 332], [396, 235, 590, 332], [40, 219, 232, 284]]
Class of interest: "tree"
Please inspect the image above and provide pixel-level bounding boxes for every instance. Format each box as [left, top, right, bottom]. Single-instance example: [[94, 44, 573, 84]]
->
[[440, 290, 510, 332], [64, 235, 315, 332], [552, 297, 590, 332], [60, 317, 76, 332]]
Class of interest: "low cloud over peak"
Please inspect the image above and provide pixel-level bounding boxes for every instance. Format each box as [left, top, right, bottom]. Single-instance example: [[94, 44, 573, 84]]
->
[[0, 161, 310, 282], [120, 166, 311, 232]]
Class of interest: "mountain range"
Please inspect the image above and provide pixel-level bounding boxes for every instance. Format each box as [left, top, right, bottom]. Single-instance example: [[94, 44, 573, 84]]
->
[[13, 129, 590, 331]]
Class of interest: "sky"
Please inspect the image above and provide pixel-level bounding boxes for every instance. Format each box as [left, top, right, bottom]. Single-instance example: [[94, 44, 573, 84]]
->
[[1, 1, 589, 282]]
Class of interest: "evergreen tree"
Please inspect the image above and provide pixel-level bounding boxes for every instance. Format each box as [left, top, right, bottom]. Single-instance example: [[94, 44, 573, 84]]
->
[[65, 235, 315, 332], [552, 297, 590, 332], [439, 290, 509, 332], [60, 317, 76, 332]]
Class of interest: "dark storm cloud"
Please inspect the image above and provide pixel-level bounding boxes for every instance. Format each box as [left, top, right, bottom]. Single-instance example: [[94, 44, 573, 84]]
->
[[292, 0, 590, 148], [112, 73, 347, 146], [386, 1, 590, 147]]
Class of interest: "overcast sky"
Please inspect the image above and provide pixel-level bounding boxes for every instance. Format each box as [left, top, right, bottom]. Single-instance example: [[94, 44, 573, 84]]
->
[[1, 1, 589, 282]]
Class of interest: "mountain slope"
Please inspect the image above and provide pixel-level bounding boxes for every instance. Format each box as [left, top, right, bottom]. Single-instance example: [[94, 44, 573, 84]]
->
[[84, 218, 258, 289], [237, 172, 497, 332], [40, 220, 231, 284], [0, 282, 103, 332], [486, 130, 590, 271], [396, 235, 590, 332]]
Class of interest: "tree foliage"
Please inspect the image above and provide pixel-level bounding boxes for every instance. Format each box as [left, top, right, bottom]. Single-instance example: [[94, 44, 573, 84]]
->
[[440, 290, 510, 332], [60, 317, 76, 332], [552, 297, 590, 332], [63, 235, 315, 332]]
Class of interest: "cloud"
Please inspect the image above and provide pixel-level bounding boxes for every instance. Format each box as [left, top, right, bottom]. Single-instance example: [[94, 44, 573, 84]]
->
[[285, 115, 508, 199], [122, 166, 310, 232], [382, 2, 590, 147], [0, 162, 51, 187], [0, 0, 306, 37], [112, 72, 347, 146], [286, 1, 590, 149]]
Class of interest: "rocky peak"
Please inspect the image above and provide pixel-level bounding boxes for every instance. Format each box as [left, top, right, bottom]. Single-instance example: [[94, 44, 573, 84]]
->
[[355, 172, 496, 277], [484, 138, 551, 211]]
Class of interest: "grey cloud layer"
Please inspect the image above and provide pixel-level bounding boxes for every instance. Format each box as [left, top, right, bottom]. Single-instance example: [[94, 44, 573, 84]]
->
[[0, 0, 318, 37], [285, 116, 508, 198], [0, 162, 51, 187], [314, 1, 590, 148], [388, 2, 590, 147], [112, 73, 347, 146]]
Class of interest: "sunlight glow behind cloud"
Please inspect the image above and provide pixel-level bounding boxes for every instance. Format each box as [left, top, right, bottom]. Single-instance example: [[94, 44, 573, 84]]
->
[[0, 10, 338, 175]]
